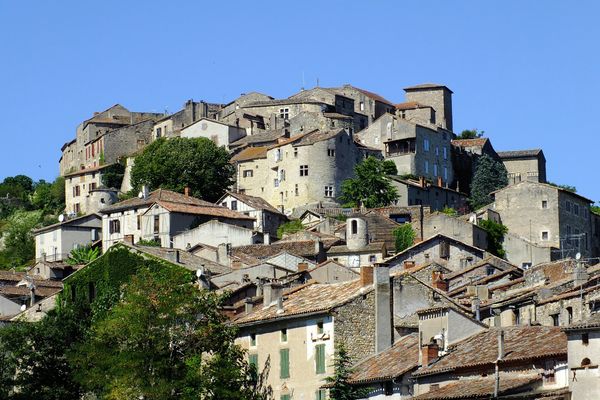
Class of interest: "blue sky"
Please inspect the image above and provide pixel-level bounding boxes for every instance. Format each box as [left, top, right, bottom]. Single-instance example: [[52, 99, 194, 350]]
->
[[0, 1, 598, 202]]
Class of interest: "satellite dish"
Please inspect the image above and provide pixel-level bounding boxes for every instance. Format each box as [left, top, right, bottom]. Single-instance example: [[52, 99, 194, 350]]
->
[[576, 252, 582, 260], [58, 214, 65, 222], [20, 304, 26, 312]]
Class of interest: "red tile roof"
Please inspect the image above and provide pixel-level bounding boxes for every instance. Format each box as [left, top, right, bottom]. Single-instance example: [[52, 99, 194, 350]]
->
[[101, 189, 214, 213], [451, 138, 489, 148], [230, 146, 269, 162], [157, 201, 255, 220], [413, 374, 541, 399], [223, 191, 284, 215], [395, 101, 431, 110]]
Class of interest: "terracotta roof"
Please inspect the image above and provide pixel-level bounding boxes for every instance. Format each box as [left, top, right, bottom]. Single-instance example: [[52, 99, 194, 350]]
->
[[413, 326, 567, 377], [497, 149, 543, 159], [451, 138, 489, 148], [327, 241, 385, 255], [156, 201, 255, 220], [63, 163, 114, 178], [395, 101, 431, 110], [349, 334, 419, 384], [404, 83, 453, 93], [101, 189, 214, 213], [230, 129, 286, 147], [563, 312, 600, 331], [234, 279, 370, 325], [230, 146, 269, 162], [222, 192, 284, 215], [232, 238, 340, 259], [413, 374, 541, 399]]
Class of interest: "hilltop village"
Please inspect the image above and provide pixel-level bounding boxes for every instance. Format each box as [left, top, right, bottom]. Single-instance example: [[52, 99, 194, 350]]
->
[[2, 83, 600, 400]]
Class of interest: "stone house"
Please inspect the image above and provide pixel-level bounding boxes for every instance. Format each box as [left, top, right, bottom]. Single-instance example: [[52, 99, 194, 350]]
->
[[327, 84, 395, 125], [422, 211, 488, 249], [388, 176, 468, 212], [450, 137, 500, 194], [498, 149, 547, 184], [401, 84, 454, 132], [326, 215, 387, 269], [180, 117, 247, 150], [355, 113, 454, 187], [217, 191, 287, 238], [64, 164, 119, 215], [0, 271, 63, 318], [171, 219, 260, 251], [231, 235, 341, 265], [32, 213, 102, 263], [307, 260, 359, 284], [232, 128, 369, 213], [152, 99, 222, 139], [562, 313, 600, 400], [490, 180, 595, 259], [217, 92, 273, 131]]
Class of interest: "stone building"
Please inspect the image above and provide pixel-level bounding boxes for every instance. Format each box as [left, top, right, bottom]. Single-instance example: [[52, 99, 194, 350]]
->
[[152, 99, 222, 140], [490, 181, 594, 259], [180, 118, 247, 150], [422, 211, 488, 250], [401, 83, 453, 131], [232, 128, 371, 214], [325, 84, 395, 125], [498, 149, 547, 184], [63, 165, 119, 215], [563, 313, 600, 400], [388, 176, 468, 211], [326, 215, 387, 268], [451, 137, 500, 194]]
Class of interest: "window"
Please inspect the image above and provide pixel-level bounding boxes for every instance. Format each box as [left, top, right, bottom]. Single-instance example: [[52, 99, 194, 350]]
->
[[384, 381, 394, 396], [369, 255, 377, 263], [250, 333, 256, 347], [582, 333, 589, 345], [566, 201, 572, 213], [295, 184, 299, 196], [581, 357, 592, 367], [359, 101, 364, 111], [551, 313, 560, 326], [281, 328, 288, 342], [542, 231, 549, 241], [90, 182, 97, 191], [137, 215, 141, 230], [74, 203, 81, 214], [443, 167, 448, 181], [443, 147, 448, 160], [315, 344, 326, 374], [567, 307, 573, 324], [109, 219, 120, 234], [279, 108, 289, 120], [153, 215, 160, 234], [280, 348, 290, 379], [73, 185, 80, 197], [243, 170, 253, 178], [573, 204, 580, 216], [542, 200, 548, 209], [300, 165, 309, 176], [156, 127, 162, 138], [327, 148, 335, 157], [249, 354, 258, 368], [423, 138, 430, 152], [316, 389, 326, 400], [435, 147, 439, 156], [274, 149, 282, 162], [424, 160, 429, 174], [317, 321, 324, 334], [231, 200, 238, 211], [325, 186, 334, 197], [293, 147, 298, 158], [279, 169, 286, 181], [351, 220, 358, 235], [433, 164, 438, 177]]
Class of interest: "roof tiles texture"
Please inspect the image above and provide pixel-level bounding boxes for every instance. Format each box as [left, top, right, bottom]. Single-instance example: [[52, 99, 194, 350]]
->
[[225, 191, 283, 215], [157, 201, 254, 220], [102, 189, 214, 213], [232, 238, 339, 259], [413, 374, 541, 399], [497, 149, 542, 158]]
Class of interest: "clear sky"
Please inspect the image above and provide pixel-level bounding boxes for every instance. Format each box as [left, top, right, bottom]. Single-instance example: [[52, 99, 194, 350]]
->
[[0, 1, 598, 202]]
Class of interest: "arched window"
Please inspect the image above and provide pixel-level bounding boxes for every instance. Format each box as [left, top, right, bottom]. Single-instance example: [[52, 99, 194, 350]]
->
[[581, 358, 591, 367], [351, 220, 358, 235]]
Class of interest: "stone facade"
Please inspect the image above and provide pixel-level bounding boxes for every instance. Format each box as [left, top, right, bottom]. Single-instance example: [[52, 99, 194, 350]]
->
[[64, 166, 118, 215], [389, 176, 467, 211], [180, 118, 246, 150], [403, 84, 453, 131], [422, 212, 488, 249], [498, 149, 547, 184], [152, 99, 222, 140]]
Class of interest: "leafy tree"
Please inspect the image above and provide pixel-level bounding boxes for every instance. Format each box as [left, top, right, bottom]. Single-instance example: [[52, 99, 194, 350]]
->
[[277, 219, 304, 239], [340, 157, 399, 208], [31, 177, 65, 214], [547, 181, 577, 193], [478, 219, 508, 258], [136, 238, 161, 247], [457, 129, 484, 140], [66, 245, 100, 266], [100, 161, 126, 189], [325, 342, 369, 400], [0, 210, 42, 268], [393, 224, 415, 253], [468, 154, 508, 210], [131, 137, 235, 202], [71, 267, 271, 400], [382, 160, 398, 175], [592, 203, 600, 215], [441, 206, 458, 217]]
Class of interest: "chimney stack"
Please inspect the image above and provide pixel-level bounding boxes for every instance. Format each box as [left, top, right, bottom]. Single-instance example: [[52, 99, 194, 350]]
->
[[375, 264, 393, 353], [431, 270, 448, 291], [263, 281, 284, 308], [314, 239, 324, 261], [472, 297, 481, 321], [298, 262, 309, 272], [184, 186, 190, 197], [421, 342, 439, 366], [360, 266, 374, 287], [141, 185, 150, 200], [244, 297, 254, 314]]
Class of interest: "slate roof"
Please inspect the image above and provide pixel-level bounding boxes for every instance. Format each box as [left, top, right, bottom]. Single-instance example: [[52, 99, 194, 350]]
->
[[413, 326, 567, 377], [327, 241, 385, 255], [32, 213, 102, 234], [234, 279, 370, 326], [293, 129, 345, 147], [497, 149, 543, 159], [232, 238, 340, 259], [230, 129, 286, 147], [230, 146, 269, 162], [413, 374, 542, 399], [563, 312, 600, 331], [101, 189, 215, 213], [222, 191, 284, 215], [349, 334, 419, 384]]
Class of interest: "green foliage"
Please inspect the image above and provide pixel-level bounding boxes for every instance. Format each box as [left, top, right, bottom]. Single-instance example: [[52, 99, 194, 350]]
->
[[457, 129, 484, 139], [131, 137, 235, 202], [100, 162, 126, 189], [99, 151, 106, 165], [478, 219, 508, 258], [325, 342, 369, 400], [441, 206, 458, 217], [468, 154, 508, 210], [547, 181, 577, 193], [340, 156, 399, 208], [393, 224, 416, 253], [591, 203, 600, 215], [31, 177, 65, 214], [382, 160, 398, 175], [0, 210, 42, 269], [277, 219, 304, 239], [66, 245, 100, 266], [398, 173, 419, 181], [334, 214, 348, 222], [137, 238, 161, 247]]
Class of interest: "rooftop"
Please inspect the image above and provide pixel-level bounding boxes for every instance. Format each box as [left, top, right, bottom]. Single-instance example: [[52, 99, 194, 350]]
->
[[497, 149, 543, 159], [563, 312, 600, 331], [221, 191, 285, 215], [404, 83, 453, 93], [100, 189, 214, 214], [153, 200, 255, 220], [230, 146, 269, 162], [451, 138, 489, 148], [232, 237, 340, 259], [395, 101, 432, 110], [413, 374, 542, 399]]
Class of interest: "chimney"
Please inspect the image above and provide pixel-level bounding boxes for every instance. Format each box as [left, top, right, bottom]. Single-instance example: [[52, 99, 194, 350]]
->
[[437, 176, 443, 187], [472, 297, 481, 321], [124, 234, 134, 245], [403, 260, 415, 270], [166, 250, 180, 264], [375, 264, 393, 353], [217, 243, 231, 265], [276, 297, 284, 314], [360, 265, 374, 287], [263, 281, 284, 308], [184, 186, 190, 197], [244, 297, 253, 314], [298, 262, 309, 272], [419, 176, 426, 187], [431, 270, 448, 291], [314, 239, 324, 261], [263, 232, 271, 245], [141, 185, 150, 200], [421, 342, 439, 366]]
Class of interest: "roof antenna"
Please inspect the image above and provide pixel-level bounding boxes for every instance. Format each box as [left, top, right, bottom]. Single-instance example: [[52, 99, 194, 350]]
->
[[301, 71, 305, 91], [316, 77, 320, 88]]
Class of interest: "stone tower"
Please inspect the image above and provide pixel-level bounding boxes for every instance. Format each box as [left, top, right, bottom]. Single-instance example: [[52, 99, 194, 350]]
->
[[404, 84, 453, 132], [346, 215, 368, 251]]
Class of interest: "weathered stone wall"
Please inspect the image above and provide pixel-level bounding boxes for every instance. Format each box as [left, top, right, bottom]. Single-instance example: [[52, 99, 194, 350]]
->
[[333, 289, 376, 362], [404, 87, 453, 131]]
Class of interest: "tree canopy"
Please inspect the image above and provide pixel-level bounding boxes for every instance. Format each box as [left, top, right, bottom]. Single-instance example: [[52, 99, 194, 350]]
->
[[131, 137, 235, 202], [325, 342, 369, 400], [468, 154, 508, 210], [340, 157, 398, 208], [393, 224, 416, 253], [457, 129, 484, 140]]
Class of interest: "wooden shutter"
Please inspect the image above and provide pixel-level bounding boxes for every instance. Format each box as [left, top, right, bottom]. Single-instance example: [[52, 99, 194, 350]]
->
[[280, 348, 290, 379], [248, 354, 258, 368], [315, 344, 325, 374]]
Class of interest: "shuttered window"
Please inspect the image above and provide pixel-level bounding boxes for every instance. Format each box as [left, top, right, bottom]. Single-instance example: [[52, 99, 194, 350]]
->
[[281, 395, 291, 400], [315, 344, 325, 374], [316, 389, 326, 400], [280, 348, 290, 379], [249, 354, 258, 368]]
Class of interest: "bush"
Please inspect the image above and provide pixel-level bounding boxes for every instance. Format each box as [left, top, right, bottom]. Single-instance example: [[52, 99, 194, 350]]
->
[[393, 224, 415, 253], [478, 219, 508, 258], [277, 220, 304, 239]]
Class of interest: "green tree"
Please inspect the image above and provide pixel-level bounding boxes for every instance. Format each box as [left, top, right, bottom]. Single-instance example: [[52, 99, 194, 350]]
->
[[591, 202, 600, 215], [131, 137, 235, 202], [479, 219, 508, 258], [340, 157, 399, 208], [382, 160, 398, 175], [276, 219, 304, 239], [393, 224, 415, 253], [100, 162, 126, 189], [547, 181, 577, 193], [440, 206, 458, 217], [0, 210, 42, 268], [66, 245, 100, 266], [457, 129, 484, 140], [468, 154, 508, 210], [31, 177, 65, 214], [325, 342, 369, 400]]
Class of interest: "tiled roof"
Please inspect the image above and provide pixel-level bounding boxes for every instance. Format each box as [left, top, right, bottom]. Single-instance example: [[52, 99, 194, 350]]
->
[[293, 129, 345, 147], [230, 129, 286, 147], [101, 189, 214, 213], [413, 374, 541, 399], [404, 83, 453, 93], [223, 192, 284, 215], [451, 138, 489, 148], [413, 326, 567, 377], [157, 201, 255, 220], [383, 234, 485, 265], [63, 163, 114, 178], [497, 149, 542, 158], [395, 101, 431, 110], [349, 334, 419, 384], [563, 312, 600, 331], [322, 112, 353, 119], [234, 279, 370, 325], [230, 146, 269, 162], [0, 286, 62, 297], [232, 238, 340, 259], [32, 213, 101, 234], [327, 242, 385, 255], [444, 255, 520, 281], [350, 86, 394, 106]]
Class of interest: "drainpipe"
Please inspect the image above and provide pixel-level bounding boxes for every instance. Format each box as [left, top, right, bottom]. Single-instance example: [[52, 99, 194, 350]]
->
[[494, 329, 505, 398]]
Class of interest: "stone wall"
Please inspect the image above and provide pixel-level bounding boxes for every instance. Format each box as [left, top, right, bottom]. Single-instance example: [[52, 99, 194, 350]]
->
[[333, 289, 376, 362]]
